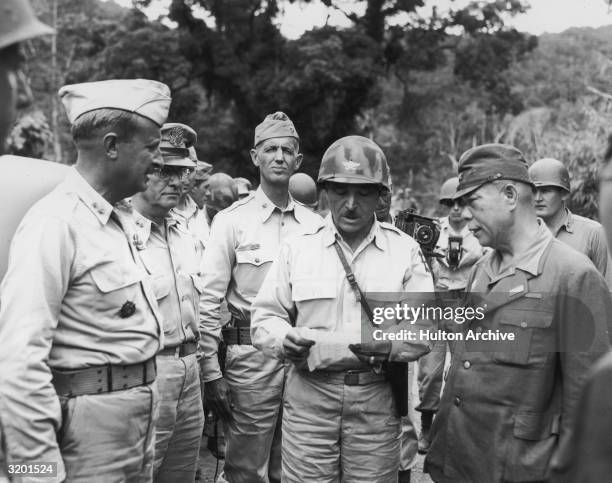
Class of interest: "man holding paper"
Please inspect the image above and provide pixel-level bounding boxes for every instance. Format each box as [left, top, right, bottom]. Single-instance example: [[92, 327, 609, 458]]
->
[[251, 135, 435, 482]]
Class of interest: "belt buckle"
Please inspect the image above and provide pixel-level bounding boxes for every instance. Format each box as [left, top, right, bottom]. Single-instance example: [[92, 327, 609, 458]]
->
[[344, 370, 360, 386]]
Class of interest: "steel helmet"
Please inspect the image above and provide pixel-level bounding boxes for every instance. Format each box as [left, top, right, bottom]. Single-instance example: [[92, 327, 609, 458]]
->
[[289, 173, 318, 206], [528, 158, 570, 192], [0, 0, 54, 50], [439, 177, 459, 203], [318, 135, 390, 190]]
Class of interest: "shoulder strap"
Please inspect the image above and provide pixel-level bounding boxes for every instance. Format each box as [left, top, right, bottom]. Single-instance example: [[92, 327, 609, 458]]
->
[[332, 240, 375, 327]]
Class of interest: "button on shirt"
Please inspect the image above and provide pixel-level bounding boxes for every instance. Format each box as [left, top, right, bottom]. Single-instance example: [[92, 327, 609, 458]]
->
[[251, 215, 435, 370], [0, 167, 163, 479], [549, 208, 608, 277], [199, 187, 323, 382], [129, 209, 201, 347]]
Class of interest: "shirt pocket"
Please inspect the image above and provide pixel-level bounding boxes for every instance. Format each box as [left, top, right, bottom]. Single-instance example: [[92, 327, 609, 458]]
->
[[89, 261, 144, 317], [235, 249, 274, 267], [493, 309, 554, 366]]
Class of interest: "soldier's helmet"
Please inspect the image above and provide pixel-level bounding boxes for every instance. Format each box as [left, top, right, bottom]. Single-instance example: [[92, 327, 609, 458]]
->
[[439, 177, 459, 204], [318, 135, 390, 190], [529, 158, 570, 192], [0, 0, 54, 50], [289, 173, 318, 205]]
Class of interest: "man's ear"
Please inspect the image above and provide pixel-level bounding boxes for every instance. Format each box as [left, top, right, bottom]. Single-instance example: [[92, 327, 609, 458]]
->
[[502, 183, 519, 209], [103, 132, 119, 161], [250, 148, 259, 168], [293, 153, 303, 172]]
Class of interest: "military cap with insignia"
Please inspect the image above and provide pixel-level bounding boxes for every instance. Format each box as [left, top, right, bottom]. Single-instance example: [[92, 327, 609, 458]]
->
[[160, 123, 197, 168], [453, 143, 534, 200]]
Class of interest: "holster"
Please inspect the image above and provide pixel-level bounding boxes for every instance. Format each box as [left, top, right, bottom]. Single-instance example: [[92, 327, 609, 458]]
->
[[385, 361, 409, 417]]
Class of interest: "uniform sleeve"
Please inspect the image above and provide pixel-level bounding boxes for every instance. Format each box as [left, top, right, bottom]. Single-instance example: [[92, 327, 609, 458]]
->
[[555, 266, 612, 464], [388, 245, 436, 362], [198, 213, 235, 383], [0, 215, 73, 481], [251, 243, 296, 359]]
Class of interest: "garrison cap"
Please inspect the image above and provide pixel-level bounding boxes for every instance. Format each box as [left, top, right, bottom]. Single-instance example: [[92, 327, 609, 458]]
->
[[254, 111, 299, 147], [160, 123, 197, 168], [59, 79, 171, 126], [0, 0, 54, 50], [454, 143, 533, 200]]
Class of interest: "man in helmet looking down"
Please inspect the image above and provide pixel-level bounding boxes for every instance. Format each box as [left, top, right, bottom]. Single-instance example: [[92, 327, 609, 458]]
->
[[529, 157, 609, 278], [251, 135, 435, 482]]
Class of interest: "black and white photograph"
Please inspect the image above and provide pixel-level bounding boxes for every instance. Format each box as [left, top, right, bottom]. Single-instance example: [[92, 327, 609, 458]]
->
[[2, 0, 612, 482]]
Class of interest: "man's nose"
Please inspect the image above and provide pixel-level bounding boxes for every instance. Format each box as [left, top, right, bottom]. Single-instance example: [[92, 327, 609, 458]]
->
[[273, 146, 284, 161], [534, 189, 543, 201], [461, 206, 473, 221]]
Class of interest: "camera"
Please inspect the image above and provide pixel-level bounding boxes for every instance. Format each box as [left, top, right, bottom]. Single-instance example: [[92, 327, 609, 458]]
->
[[447, 235, 463, 269], [394, 209, 441, 257]]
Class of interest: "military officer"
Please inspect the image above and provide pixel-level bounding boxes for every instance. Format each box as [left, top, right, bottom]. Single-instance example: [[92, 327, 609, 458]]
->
[[425, 144, 612, 482], [251, 135, 435, 483], [0, 79, 171, 481], [199, 112, 322, 483], [123, 123, 204, 482], [416, 177, 486, 454], [529, 157, 609, 277]]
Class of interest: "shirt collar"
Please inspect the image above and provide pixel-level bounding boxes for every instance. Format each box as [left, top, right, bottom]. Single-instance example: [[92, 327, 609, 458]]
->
[[64, 167, 114, 226], [131, 207, 178, 246], [481, 219, 552, 281], [254, 186, 296, 223], [323, 213, 385, 251], [558, 208, 574, 234], [172, 195, 199, 221]]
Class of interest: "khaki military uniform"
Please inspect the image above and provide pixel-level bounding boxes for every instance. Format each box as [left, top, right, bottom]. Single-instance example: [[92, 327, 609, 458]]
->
[[127, 208, 204, 482], [252, 216, 435, 482], [0, 168, 163, 482], [425, 221, 612, 482], [199, 187, 322, 483], [549, 208, 608, 278]]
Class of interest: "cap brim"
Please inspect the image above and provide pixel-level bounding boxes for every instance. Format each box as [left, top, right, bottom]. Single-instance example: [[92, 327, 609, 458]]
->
[[0, 20, 54, 50], [163, 157, 196, 168], [452, 183, 483, 201]]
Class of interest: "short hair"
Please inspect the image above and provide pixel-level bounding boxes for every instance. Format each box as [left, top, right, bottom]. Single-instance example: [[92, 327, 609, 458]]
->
[[71, 108, 141, 143], [491, 179, 534, 205]]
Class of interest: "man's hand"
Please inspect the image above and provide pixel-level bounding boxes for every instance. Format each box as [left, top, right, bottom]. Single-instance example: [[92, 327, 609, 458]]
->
[[349, 341, 392, 365], [205, 377, 233, 421], [283, 328, 315, 365]]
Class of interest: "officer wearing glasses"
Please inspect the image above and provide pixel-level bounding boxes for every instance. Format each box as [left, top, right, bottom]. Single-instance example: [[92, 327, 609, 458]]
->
[[122, 123, 205, 482]]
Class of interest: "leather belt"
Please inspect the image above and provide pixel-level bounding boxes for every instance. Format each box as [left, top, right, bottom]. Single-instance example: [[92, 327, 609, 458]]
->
[[52, 358, 156, 397], [222, 327, 252, 345], [158, 341, 198, 357], [303, 369, 387, 386]]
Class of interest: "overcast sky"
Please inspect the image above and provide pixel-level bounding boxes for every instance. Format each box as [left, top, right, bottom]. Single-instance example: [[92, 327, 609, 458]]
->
[[111, 0, 612, 38]]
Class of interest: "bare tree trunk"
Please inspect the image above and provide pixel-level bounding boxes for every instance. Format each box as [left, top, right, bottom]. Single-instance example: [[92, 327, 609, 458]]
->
[[51, 0, 62, 163]]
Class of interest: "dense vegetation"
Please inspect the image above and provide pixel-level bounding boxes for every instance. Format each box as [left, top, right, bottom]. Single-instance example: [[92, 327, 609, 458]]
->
[[12, 0, 612, 217]]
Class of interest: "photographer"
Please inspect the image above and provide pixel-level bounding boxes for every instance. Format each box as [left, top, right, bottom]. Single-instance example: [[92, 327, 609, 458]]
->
[[416, 177, 486, 454]]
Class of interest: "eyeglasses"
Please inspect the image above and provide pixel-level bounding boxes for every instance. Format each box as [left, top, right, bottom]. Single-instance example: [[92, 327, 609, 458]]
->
[[149, 166, 194, 181]]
